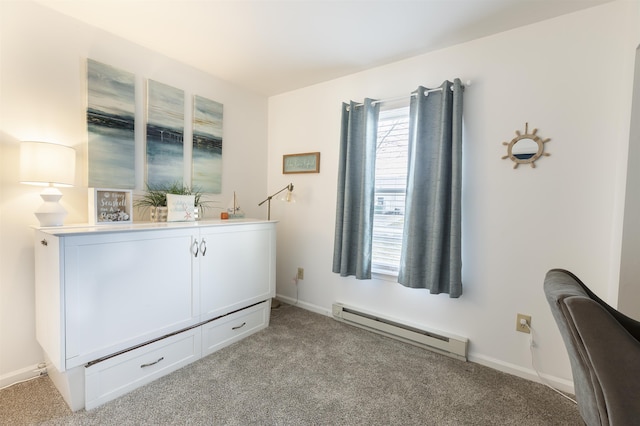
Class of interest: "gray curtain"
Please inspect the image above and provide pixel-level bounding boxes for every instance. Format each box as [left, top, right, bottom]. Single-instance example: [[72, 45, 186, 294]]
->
[[398, 79, 464, 297], [332, 99, 380, 279]]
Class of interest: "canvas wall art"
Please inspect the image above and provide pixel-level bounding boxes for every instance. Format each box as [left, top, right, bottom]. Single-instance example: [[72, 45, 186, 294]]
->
[[146, 80, 185, 188], [87, 59, 136, 189], [192, 95, 223, 193]]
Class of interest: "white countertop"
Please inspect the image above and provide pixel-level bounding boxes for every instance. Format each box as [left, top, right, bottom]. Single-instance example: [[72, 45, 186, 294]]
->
[[35, 218, 278, 236]]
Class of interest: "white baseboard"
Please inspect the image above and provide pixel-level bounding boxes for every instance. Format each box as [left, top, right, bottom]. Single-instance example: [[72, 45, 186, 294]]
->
[[461, 353, 574, 395], [274, 295, 331, 316], [0, 363, 45, 390], [274, 298, 575, 396]]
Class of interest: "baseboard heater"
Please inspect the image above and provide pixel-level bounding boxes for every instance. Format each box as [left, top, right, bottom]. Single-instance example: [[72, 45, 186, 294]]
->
[[332, 303, 468, 362]]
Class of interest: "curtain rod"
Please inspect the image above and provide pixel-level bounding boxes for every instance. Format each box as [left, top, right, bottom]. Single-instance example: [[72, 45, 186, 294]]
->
[[349, 80, 471, 108]]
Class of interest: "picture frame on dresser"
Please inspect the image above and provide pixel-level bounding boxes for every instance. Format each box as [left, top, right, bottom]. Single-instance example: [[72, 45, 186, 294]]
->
[[88, 188, 133, 225]]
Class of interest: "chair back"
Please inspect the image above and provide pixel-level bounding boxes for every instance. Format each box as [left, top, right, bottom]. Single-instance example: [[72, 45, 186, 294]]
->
[[544, 269, 607, 426]]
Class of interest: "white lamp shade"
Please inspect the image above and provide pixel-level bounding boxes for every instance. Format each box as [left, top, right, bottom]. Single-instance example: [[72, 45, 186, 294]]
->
[[20, 141, 76, 187], [20, 141, 76, 227]]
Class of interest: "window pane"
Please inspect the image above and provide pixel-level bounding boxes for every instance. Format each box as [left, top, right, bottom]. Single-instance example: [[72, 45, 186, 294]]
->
[[372, 106, 409, 275]]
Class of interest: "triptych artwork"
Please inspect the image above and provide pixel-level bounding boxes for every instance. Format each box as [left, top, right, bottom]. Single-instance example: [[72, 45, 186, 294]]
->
[[86, 59, 223, 193]]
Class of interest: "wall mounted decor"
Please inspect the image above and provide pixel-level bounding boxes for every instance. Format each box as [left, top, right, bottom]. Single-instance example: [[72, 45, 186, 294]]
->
[[283, 152, 320, 174], [146, 80, 185, 187], [88, 188, 133, 225], [501, 123, 551, 169], [87, 59, 135, 189], [192, 95, 223, 193]]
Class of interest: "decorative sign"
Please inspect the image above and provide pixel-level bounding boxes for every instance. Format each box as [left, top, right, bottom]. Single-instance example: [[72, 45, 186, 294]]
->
[[166, 194, 196, 222], [89, 188, 133, 225], [283, 152, 320, 174]]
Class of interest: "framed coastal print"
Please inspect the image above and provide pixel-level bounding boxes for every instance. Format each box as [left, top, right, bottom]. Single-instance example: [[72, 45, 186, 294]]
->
[[192, 95, 223, 194], [87, 59, 135, 189], [146, 79, 185, 188], [88, 188, 133, 225], [283, 152, 320, 174]]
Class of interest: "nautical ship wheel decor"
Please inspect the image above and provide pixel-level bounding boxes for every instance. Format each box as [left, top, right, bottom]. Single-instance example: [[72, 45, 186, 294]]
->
[[501, 123, 551, 169]]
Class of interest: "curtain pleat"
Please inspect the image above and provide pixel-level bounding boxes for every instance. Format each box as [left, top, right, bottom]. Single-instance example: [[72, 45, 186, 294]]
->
[[398, 79, 464, 297], [332, 99, 380, 279]]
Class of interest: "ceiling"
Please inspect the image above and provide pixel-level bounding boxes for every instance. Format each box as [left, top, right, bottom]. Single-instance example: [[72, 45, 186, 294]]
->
[[35, 0, 614, 96]]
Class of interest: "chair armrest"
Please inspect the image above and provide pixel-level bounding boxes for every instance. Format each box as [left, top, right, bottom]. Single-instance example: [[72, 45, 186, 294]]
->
[[567, 297, 640, 425]]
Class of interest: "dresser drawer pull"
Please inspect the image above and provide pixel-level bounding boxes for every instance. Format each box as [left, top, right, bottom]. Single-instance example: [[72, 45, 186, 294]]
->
[[140, 357, 164, 368], [232, 322, 246, 330]]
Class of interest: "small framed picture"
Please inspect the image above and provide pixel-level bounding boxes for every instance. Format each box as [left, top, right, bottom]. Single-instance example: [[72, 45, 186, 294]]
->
[[283, 152, 320, 174], [166, 194, 196, 222], [88, 188, 133, 225]]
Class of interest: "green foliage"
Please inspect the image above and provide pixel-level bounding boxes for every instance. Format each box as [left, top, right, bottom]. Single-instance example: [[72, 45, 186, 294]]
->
[[134, 184, 169, 207], [135, 181, 213, 215]]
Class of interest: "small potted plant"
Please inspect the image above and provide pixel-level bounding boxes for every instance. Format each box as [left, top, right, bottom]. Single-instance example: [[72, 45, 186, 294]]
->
[[134, 184, 169, 222], [136, 182, 214, 222]]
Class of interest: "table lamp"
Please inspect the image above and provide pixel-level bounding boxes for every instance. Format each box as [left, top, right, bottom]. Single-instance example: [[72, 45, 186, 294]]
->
[[20, 141, 76, 227]]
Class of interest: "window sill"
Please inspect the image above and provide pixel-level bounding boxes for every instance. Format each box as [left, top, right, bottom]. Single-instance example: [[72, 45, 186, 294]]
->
[[372, 270, 398, 283]]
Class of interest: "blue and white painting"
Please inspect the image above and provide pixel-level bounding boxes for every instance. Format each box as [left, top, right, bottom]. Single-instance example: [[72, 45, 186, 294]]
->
[[192, 95, 223, 193], [87, 59, 136, 189], [146, 80, 184, 188]]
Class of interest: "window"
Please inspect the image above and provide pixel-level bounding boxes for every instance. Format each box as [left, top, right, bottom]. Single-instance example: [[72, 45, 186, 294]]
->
[[372, 105, 409, 275]]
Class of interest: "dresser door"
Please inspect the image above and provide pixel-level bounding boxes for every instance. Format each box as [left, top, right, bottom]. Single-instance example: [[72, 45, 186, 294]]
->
[[64, 229, 198, 368], [199, 223, 275, 319]]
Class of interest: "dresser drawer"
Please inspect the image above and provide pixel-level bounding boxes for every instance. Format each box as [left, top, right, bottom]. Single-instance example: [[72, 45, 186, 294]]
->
[[85, 328, 201, 410], [202, 301, 270, 356]]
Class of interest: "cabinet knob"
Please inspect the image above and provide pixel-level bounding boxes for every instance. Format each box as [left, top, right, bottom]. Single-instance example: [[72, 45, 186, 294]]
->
[[200, 239, 207, 256], [40, 239, 48, 246], [192, 240, 199, 257]]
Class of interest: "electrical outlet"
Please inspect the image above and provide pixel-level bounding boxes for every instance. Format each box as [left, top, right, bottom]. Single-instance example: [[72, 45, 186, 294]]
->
[[297, 267, 304, 280], [516, 314, 531, 333]]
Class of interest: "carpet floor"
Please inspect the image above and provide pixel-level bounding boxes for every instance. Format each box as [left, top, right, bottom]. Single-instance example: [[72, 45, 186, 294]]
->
[[0, 304, 582, 425]]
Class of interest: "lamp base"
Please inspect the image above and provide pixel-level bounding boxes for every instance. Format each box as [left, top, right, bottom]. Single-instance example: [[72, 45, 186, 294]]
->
[[35, 187, 68, 227]]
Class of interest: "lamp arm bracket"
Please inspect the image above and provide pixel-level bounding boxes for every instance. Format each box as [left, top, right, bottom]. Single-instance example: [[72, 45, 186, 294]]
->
[[257, 196, 272, 206], [257, 183, 293, 206]]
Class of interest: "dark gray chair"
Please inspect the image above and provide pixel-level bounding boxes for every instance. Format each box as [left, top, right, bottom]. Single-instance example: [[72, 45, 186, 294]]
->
[[544, 268, 640, 426]]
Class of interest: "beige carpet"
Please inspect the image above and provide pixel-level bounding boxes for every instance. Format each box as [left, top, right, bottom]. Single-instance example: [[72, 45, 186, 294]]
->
[[0, 304, 582, 425]]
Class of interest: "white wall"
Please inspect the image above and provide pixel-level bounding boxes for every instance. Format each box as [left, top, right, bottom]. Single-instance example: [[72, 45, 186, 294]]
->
[[268, 0, 640, 391], [619, 46, 640, 318], [0, 1, 268, 386]]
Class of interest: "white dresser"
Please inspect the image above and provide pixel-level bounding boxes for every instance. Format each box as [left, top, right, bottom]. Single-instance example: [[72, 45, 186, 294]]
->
[[34, 219, 276, 411]]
